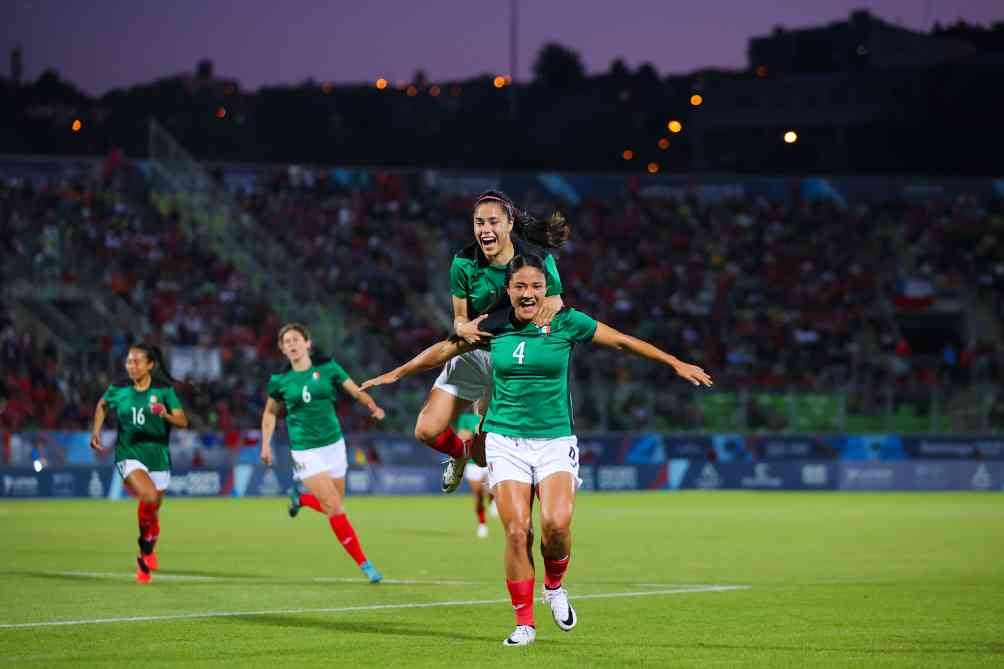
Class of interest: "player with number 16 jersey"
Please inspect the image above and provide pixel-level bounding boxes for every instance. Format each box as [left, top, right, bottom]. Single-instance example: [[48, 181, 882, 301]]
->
[[90, 344, 189, 584]]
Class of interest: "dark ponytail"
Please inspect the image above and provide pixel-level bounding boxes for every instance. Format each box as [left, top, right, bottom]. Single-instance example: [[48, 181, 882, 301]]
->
[[513, 209, 570, 249], [130, 343, 193, 394], [473, 189, 570, 249]]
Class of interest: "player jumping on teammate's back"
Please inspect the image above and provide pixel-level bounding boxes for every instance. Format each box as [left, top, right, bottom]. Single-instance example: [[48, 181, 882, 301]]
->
[[260, 323, 386, 583], [362, 254, 712, 645], [415, 190, 570, 494], [91, 344, 190, 584]]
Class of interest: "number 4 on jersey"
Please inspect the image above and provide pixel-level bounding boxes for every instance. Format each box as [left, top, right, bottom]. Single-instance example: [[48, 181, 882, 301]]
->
[[512, 341, 527, 365]]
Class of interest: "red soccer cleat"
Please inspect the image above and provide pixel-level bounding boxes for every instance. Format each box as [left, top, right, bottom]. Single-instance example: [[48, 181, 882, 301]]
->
[[136, 556, 152, 584], [144, 551, 159, 571]]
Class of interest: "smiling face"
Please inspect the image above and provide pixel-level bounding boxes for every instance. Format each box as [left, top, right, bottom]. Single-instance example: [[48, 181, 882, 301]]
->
[[507, 265, 547, 323], [279, 328, 311, 365], [473, 200, 513, 262], [125, 348, 154, 383]]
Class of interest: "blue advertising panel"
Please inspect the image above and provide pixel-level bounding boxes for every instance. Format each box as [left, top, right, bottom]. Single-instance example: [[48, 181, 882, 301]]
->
[[901, 436, 1004, 460]]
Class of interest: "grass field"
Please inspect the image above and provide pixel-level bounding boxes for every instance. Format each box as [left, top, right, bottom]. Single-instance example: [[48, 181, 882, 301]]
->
[[1, 492, 1002, 667]]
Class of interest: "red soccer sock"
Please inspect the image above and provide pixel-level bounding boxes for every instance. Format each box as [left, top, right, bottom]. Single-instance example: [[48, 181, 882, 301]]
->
[[329, 513, 368, 566], [506, 578, 536, 626], [476, 498, 486, 524], [544, 554, 570, 590], [299, 493, 323, 512], [137, 502, 159, 542], [429, 426, 468, 460]]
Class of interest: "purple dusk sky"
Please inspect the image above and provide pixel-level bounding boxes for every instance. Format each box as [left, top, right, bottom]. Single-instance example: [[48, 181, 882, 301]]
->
[[5, 0, 1002, 95]]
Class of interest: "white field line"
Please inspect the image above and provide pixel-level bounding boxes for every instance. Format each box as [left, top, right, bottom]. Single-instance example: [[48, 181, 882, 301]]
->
[[42, 572, 727, 589], [42, 572, 481, 586], [312, 577, 482, 585], [0, 585, 750, 630]]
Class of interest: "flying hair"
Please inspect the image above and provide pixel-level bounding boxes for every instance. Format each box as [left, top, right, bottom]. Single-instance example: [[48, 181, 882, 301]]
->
[[473, 189, 570, 250]]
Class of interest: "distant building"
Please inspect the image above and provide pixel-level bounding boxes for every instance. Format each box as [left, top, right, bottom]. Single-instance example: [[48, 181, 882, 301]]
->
[[748, 10, 976, 75], [156, 59, 239, 96]]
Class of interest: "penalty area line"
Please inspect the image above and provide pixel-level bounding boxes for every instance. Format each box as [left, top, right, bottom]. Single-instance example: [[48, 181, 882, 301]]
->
[[0, 585, 750, 630]]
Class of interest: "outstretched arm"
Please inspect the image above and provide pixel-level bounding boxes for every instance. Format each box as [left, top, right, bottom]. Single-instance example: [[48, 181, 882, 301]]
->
[[360, 338, 477, 390], [591, 322, 713, 387], [341, 379, 386, 421]]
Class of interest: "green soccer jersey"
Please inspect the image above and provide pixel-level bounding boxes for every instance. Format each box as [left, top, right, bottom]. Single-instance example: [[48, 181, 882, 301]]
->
[[102, 382, 181, 471], [450, 238, 563, 317], [267, 358, 351, 451], [481, 308, 598, 438]]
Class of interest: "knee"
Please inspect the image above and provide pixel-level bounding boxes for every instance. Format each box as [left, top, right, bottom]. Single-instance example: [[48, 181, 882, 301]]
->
[[140, 490, 160, 506], [413, 419, 438, 445], [541, 518, 571, 549], [504, 520, 532, 551], [320, 494, 343, 517]]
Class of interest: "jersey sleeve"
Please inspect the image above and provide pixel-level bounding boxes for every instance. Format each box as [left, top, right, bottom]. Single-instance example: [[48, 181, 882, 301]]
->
[[101, 385, 116, 407], [326, 359, 351, 386], [544, 254, 563, 297], [449, 256, 470, 299], [267, 375, 283, 402], [481, 308, 512, 337], [162, 387, 182, 411], [562, 309, 598, 343]]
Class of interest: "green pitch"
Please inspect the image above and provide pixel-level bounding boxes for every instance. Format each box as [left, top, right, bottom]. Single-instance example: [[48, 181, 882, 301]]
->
[[1, 492, 1002, 667]]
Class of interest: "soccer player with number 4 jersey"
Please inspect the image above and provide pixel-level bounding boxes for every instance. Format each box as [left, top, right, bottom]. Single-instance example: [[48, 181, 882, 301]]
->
[[362, 254, 713, 646], [417, 190, 569, 494], [260, 323, 386, 583], [90, 344, 189, 584]]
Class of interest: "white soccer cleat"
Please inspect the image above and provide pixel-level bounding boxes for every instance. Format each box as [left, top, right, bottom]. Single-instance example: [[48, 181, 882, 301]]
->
[[476, 523, 489, 538], [502, 624, 536, 646], [542, 586, 577, 631], [440, 457, 466, 493]]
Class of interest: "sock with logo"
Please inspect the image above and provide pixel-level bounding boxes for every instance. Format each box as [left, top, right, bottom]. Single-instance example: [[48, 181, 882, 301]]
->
[[506, 578, 536, 626], [329, 513, 367, 565]]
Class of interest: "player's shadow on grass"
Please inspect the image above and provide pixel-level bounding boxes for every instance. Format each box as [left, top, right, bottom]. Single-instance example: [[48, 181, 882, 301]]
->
[[240, 614, 498, 642]]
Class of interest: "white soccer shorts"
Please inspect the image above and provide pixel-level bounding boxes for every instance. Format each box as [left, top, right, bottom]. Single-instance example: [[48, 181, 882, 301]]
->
[[485, 433, 581, 489], [116, 460, 171, 491], [290, 438, 348, 481], [433, 348, 492, 404], [464, 461, 489, 483]]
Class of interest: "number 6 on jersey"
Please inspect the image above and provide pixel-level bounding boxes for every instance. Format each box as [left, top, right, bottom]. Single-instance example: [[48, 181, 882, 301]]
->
[[512, 341, 527, 365], [301, 385, 312, 403]]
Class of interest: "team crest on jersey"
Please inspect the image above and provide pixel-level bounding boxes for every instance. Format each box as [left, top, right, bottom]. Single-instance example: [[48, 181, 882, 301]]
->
[[312, 372, 320, 380], [539, 325, 550, 335]]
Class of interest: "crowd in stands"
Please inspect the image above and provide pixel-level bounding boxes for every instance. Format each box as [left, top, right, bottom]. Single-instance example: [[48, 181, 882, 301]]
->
[[2, 160, 1002, 435]]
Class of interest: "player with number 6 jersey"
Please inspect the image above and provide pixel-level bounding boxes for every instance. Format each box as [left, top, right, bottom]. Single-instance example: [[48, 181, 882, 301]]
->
[[259, 323, 386, 583], [90, 344, 190, 584], [361, 253, 713, 646]]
